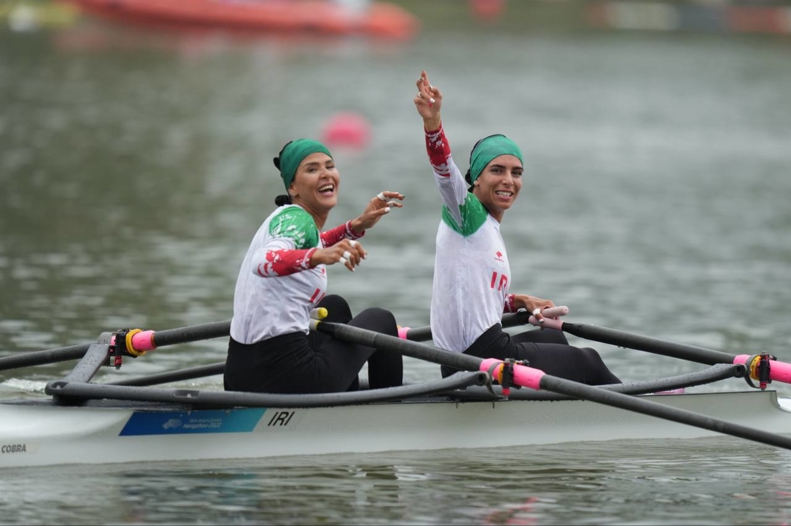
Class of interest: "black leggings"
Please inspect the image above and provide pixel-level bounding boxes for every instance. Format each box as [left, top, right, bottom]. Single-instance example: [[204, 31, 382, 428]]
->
[[441, 324, 621, 386], [224, 295, 403, 394]]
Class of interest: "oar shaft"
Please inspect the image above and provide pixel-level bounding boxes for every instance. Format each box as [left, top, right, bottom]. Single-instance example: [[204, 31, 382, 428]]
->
[[0, 320, 233, 372], [317, 320, 482, 371], [405, 311, 531, 342], [0, 344, 90, 371], [134, 321, 231, 351], [404, 307, 567, 341], [559, 322, 735, 365], [532, 318, 791, 385], [540, 375, 791, 450]]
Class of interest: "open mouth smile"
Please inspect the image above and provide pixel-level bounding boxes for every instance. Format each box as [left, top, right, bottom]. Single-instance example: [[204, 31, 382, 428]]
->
[[318, 184, 336, 196]]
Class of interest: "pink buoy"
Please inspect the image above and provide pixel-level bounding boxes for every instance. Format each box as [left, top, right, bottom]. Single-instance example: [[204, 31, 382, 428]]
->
[[469, 0, 505, 21], [321, 112, 371, 149]]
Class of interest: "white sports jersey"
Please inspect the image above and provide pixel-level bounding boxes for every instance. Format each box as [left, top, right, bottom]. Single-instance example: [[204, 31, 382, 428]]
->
[[424, 126, 515, 353], [430, 160, 512, 353], [230, 205, 327, 344]]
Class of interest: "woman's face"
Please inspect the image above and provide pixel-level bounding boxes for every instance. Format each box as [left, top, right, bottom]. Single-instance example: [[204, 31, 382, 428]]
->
[[289, 152, 340, 213], [473, 154, 523, 220]]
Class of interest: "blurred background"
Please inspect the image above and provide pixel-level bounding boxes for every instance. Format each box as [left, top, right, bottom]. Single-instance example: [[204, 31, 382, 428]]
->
[[1, 0, 790, 389], [2, 2, 791, 524]]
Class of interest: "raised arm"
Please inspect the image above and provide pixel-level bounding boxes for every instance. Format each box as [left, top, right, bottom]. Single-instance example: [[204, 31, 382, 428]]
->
[[414, 70, 448, 175], [414, 70, 469, 225], [414, 70, 442, 133]]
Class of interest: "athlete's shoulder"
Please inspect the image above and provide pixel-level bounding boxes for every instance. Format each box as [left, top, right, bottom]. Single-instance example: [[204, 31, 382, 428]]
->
[[268, 205, 319, 249], [441, 193, 489, 237]]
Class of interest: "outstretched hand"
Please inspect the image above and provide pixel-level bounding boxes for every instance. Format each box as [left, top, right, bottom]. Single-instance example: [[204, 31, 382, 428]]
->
[[414, 70, 442, 130], [350, 191, 405, 234]]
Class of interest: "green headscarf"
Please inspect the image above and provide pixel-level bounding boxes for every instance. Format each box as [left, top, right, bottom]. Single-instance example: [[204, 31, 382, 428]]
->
[[469, 134, 523, 184], [276, 139, 333, 191]]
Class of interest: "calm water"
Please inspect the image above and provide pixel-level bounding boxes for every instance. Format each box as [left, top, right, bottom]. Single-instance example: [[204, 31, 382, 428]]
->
[[2, 11, 791, 525]]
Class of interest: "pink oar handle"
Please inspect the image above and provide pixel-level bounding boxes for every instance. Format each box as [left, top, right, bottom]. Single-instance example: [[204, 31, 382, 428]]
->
[[734, 354, 791, 384], [480, 358, 545, 390], [541, 306, 569, 318], [528, 317, 564, 330], [527, 305, 568, 331]]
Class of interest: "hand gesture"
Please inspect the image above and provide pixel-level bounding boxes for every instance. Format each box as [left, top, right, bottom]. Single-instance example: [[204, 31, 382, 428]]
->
[[413, 70, 442, 130], [350, 191, 405, 233], [311, 239, 367, 272]]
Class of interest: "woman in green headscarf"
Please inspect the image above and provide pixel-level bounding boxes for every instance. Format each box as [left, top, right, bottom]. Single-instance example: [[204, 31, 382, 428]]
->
[[413, 70, 621, 385], [224, 139, 406, 394]]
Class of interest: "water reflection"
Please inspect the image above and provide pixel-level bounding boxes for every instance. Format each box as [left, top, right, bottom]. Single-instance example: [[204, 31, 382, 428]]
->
[[3, 439, 791, 524]]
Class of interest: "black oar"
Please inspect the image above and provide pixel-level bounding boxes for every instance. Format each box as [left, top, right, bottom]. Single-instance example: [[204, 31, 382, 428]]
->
[[0, 308, 330, 372], [401, 311, 791, 387], [401, 311, 532, 342], [0, 320, 232, 371], [400, 306, 568, 341], [526, 317, 791, 387], [312, 319, 791, 452]]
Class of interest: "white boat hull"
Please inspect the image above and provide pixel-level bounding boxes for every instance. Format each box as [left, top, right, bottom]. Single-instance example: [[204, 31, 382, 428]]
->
[[2, 390, 791, 468]]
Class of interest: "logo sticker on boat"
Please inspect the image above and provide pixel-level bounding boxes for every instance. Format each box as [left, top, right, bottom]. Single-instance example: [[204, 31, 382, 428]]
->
[[119, 408, 267, 436]]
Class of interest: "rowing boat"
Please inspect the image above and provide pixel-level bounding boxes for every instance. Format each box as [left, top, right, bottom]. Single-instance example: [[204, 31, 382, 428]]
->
[[3, 310, 791, 468], [3, 389, 790, 468]]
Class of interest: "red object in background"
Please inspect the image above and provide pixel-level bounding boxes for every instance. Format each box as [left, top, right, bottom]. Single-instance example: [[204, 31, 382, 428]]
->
[[469, 0, 505, 22], [59, 0, 420, 40], [321, 112, 371, 149], [727, 6, 788, 34]]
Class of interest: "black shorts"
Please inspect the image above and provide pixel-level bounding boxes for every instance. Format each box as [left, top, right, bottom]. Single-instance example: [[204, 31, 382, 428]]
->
[[224, 295, 403, 394], [441, 323, 620, 386]]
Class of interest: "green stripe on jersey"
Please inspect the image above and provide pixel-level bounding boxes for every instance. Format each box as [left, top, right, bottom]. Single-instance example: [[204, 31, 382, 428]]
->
[[441, 193, 489, 237], [269, 206, 320, 249]]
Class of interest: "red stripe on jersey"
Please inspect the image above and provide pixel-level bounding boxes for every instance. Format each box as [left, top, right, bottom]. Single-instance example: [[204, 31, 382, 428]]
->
[[257, 248, 316, 277], [504, 294, 516, 313], [425, 125, 452, 177], [320, 221, 364, 247]]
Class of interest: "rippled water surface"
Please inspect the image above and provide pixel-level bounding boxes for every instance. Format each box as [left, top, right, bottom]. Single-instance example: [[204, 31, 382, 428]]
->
[[2, 11, 791, 525], [4, 440, 791, 525]]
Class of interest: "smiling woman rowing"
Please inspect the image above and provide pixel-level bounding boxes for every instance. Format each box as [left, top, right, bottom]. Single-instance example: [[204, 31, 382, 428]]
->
[[224, 139, 404, 394], [413, 71, 620, 385]]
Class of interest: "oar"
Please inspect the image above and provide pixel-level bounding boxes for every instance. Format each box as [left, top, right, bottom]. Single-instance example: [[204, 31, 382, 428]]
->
[[400, 309, 791, 387], [0, 320, 232, 371], [0, 309, 328, 372], [522, 317, 791, 387], [311, 318, 791, 451], [399, 306, 569, 341]]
